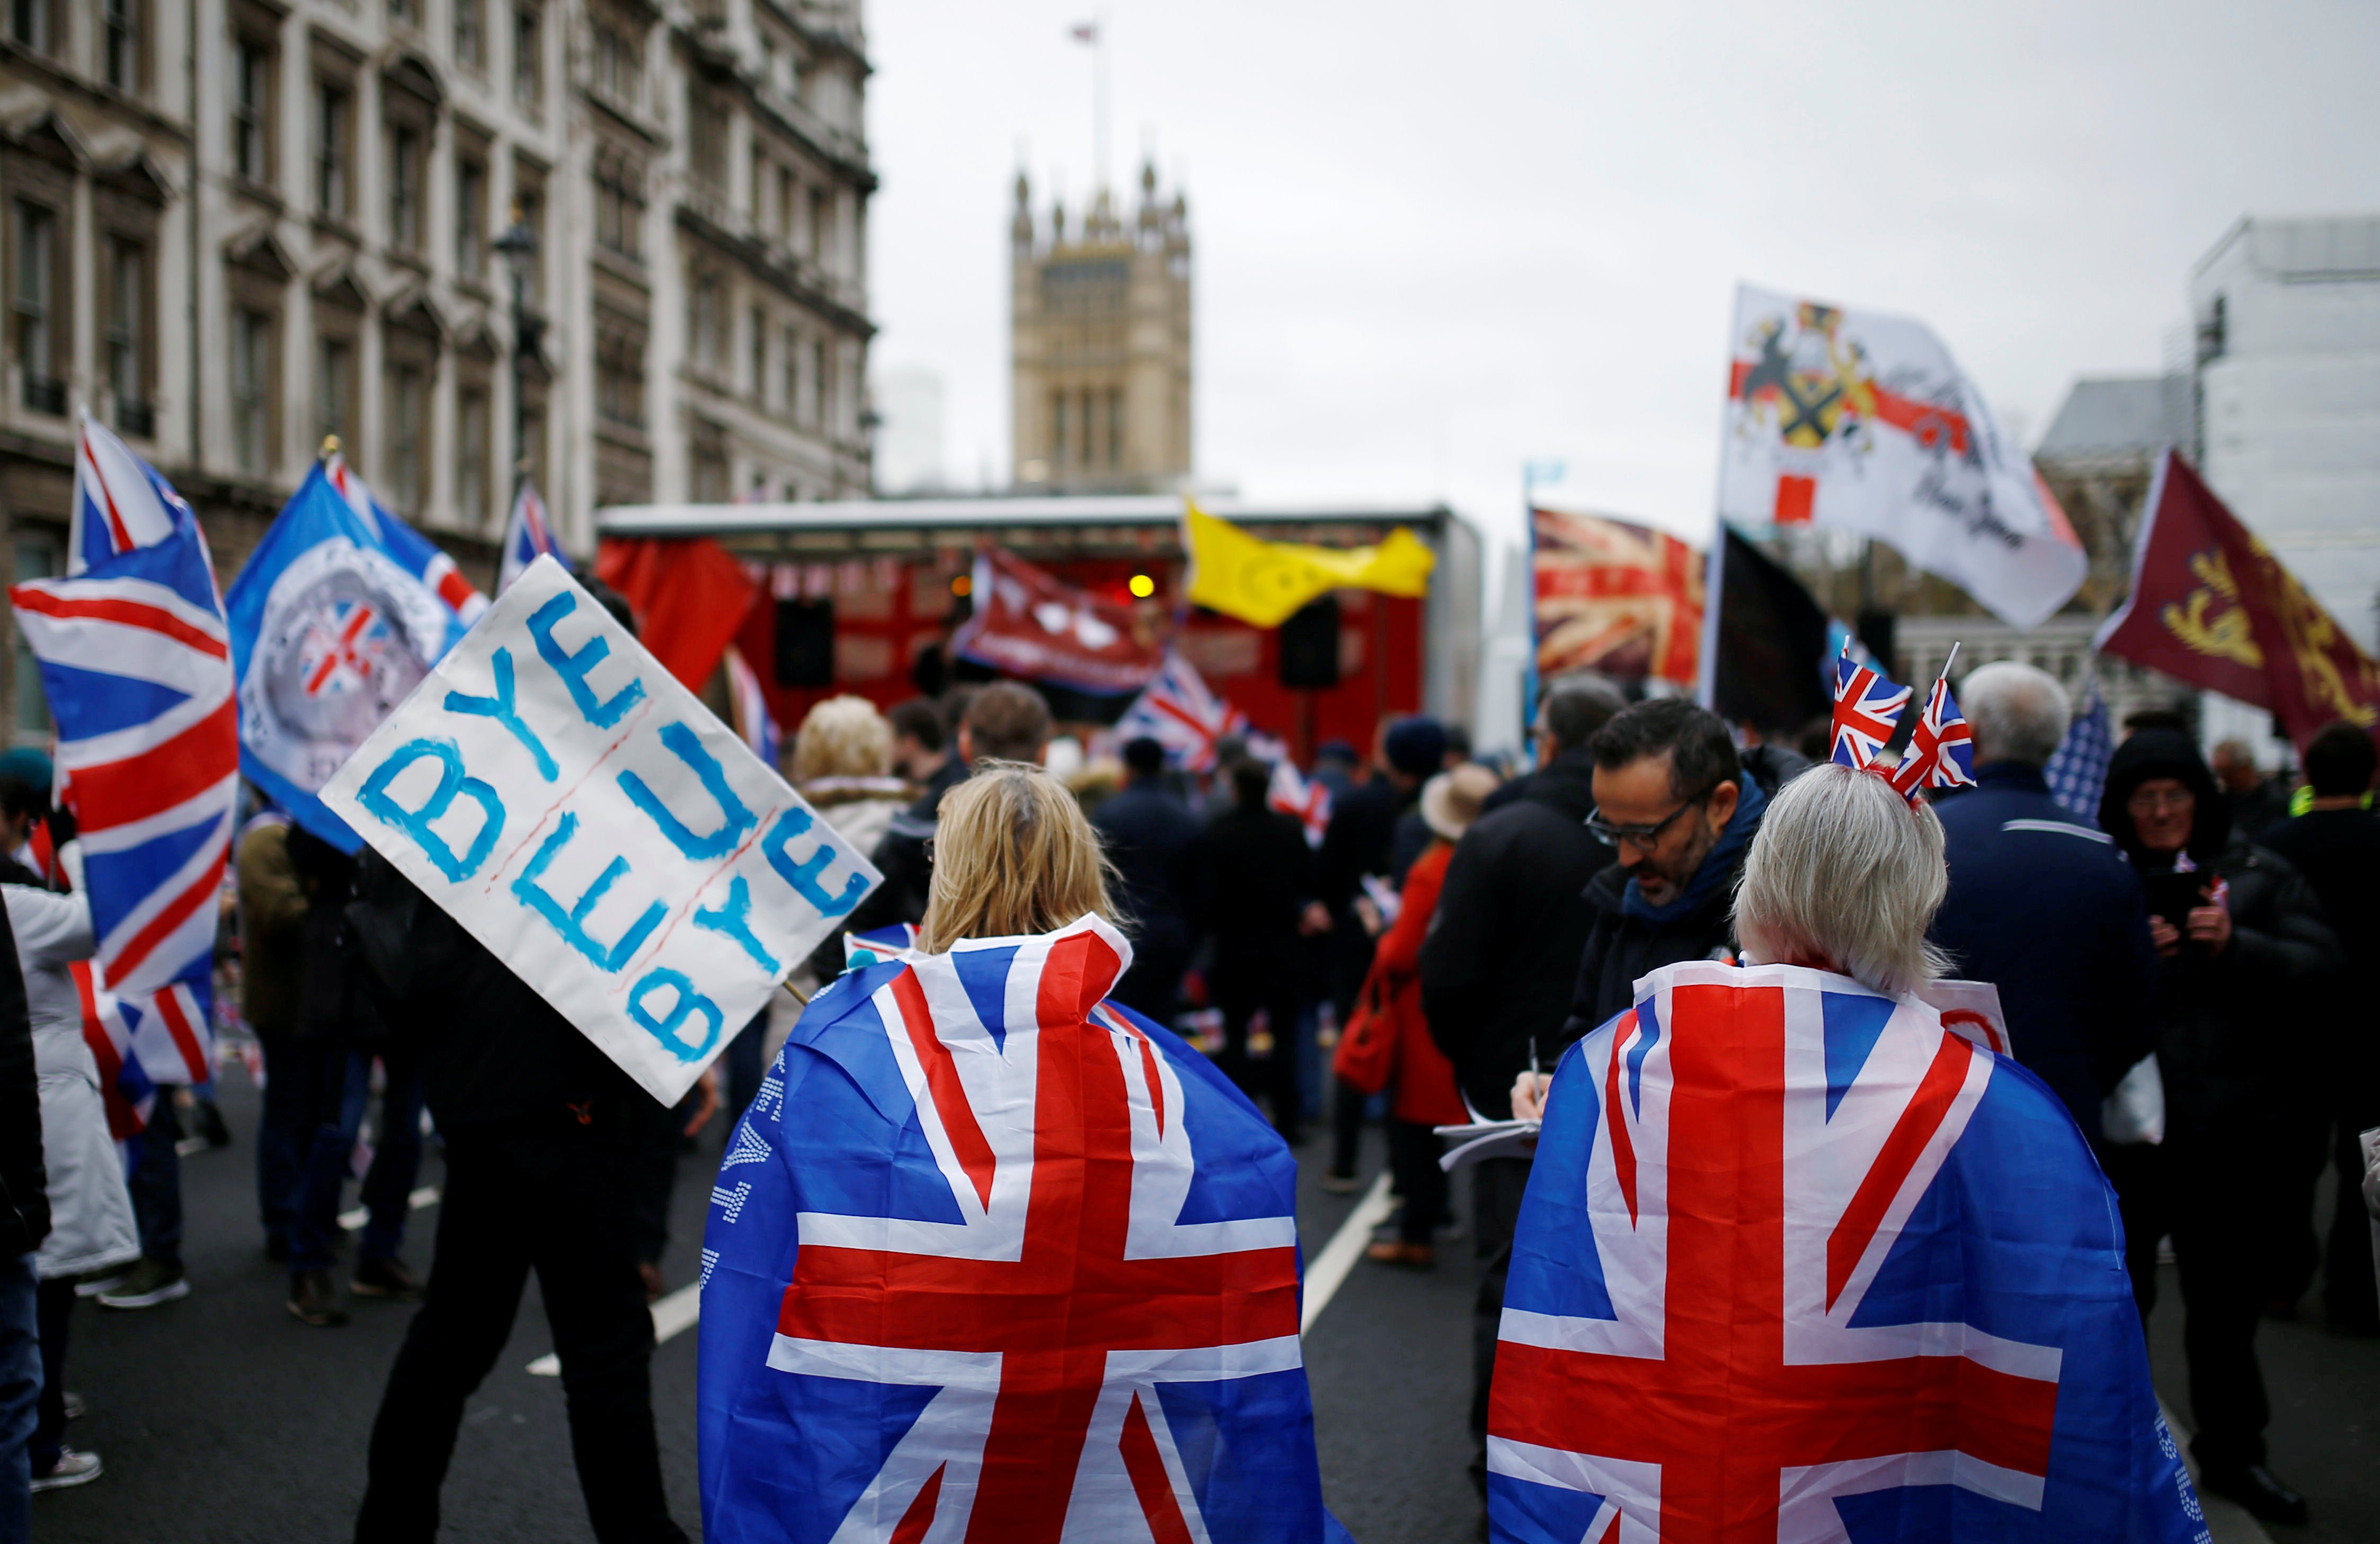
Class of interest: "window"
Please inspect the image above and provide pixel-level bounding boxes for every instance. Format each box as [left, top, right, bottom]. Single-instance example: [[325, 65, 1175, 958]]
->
[[233, 40, 272, 181], [387, 364, 425, 514], [513, 176, 545, 304], [776, 166, 795, 247], [758, 33, 776, 91], [315, 80, 351, 219], [13, 535, 55, 740], [781, 326, 797, 418], [512, 5, 541, 108], [593, 150, 643, 261], [1106, 386, 1123, 467], [456, 159, 486, 276], [315, 335, 352, 447], [689, 273, 721, 374], [8, 0, 46, 52], [388, 126, 422, 251], [103, 0, 138, 92], [1049, 389, 1065, 464], [454, 0, 480, 70], [597, 330, 643, 428], [749, 306, 766, 397], [806, 185, 828, 266], [689, 90, 727, 192], [12, 202, 58, 415], [231, 308, 272, 474], [1080, 389, 1096, 466], [387, 0, 415, 25], [814, 340, 830, 430], [593, 20, 640, 107], [457, 386, 489, 526], [106, 238, 148, 434]]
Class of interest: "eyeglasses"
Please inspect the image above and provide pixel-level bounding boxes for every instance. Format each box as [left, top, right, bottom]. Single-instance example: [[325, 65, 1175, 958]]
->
[[2125, 788, 2196, 814], [1586, 786, 1714, 848]]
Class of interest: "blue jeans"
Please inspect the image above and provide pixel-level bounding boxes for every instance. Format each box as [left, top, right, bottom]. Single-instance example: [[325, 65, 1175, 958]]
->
[[0, 1254, 39, 1544], [290, 1049, 425, 1275]]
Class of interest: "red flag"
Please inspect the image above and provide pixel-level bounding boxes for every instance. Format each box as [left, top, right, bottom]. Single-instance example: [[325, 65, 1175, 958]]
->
[[2096, 452, 2380, 749], [952, 547, 1164, 694], [594, 536, 761, 692]]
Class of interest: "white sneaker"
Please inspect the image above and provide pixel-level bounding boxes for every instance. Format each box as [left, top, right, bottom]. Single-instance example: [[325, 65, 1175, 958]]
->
[[31, 1448, 102, 1491], [72, 1272, 128, 1299]]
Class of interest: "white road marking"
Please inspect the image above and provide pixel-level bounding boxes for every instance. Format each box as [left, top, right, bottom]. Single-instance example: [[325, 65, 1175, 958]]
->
[[529, 1282, 703, 1377], [339, 1185, 440, 1233], [1300, 1172, 1396, 1336]]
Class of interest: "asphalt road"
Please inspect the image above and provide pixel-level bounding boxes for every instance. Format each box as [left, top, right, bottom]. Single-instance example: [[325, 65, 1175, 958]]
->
[[31, 1067, 2376, 1542]]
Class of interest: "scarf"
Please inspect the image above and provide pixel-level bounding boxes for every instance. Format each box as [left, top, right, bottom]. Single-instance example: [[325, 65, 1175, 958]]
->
[[1622, 773, 1767, 924]]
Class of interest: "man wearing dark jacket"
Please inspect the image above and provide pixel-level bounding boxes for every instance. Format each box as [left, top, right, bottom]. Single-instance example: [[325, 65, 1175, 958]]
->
[[1929, 663, 2158, 1149], [0, 897, 41, 1541], [1092, 736, 1202, 1022], [2257, 720, 2380, 1337], [1198, 759, 1321, 1141], [1557, 700, 1804, 1042], [2100, 729, 2338, 1525]]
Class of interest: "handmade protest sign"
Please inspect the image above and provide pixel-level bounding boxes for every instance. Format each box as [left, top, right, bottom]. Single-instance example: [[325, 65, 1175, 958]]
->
[[319, 555, 878, 1105]]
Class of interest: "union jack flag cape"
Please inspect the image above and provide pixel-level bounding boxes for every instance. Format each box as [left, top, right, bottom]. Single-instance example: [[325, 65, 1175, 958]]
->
[[8, 415, 232, 1086], [1828, 650, 1912, 771], [699, 913, 1351, 1543], [1488, 960, 2203, 1544], [1114, 651, 1248, 773]]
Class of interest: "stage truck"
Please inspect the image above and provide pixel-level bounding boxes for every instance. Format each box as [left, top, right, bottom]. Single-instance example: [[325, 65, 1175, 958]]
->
[[593, 495, 1482, 758]]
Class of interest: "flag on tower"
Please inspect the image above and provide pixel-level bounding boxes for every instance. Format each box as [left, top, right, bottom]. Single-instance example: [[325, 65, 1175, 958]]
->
[[698, 913, 1349, 1543], [10, 415, 233, 1088], [1828, 648, 1912, 771], [1488, 960, 2204, 1543]]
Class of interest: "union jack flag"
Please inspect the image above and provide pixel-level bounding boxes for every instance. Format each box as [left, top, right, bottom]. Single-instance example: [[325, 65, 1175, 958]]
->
[[325, 450, 489, 628], [73, 960, 157, 1139], [1889, 675, 1978, 804], [10, 415, 232, 1087], [1115, 651, 1248, 773], [699, 913, 1345, 1543], [721, 644, 781, 770], [1268, 757, 1332, 848], [498, 476, 570, 592], [1489, 961, 2202, 1543], [1829, 649, 1912, 771]]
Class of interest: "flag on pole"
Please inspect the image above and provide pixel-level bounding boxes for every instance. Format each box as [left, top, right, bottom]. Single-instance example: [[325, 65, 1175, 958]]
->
[[1267, 757, 1332, 848], [2044, 682, 2114, 820], [1888, 668, 1978, 803], [325, 450, 489, 628], [1114, 651, 1247, 772], [224, 460, 474, 850], [10, 415, 233, 1086], [498, 477, 569, 592], [1827, 648, 1912, 770], [1719, 285, 2088, 628], [721, 644, 780, 769], [73, 961, 156, 1139]]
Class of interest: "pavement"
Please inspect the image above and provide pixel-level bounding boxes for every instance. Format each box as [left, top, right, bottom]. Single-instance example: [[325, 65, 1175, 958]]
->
[[32, 1068, 2378, 1542]]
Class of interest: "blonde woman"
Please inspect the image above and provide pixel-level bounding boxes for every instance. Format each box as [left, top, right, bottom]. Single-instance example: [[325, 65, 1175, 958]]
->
[[698, 764, 1347, 1540], [786, 695, 912, 859]]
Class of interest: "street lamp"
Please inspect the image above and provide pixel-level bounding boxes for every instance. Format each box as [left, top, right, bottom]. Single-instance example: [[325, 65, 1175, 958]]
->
[[492, 206, 542, 501]]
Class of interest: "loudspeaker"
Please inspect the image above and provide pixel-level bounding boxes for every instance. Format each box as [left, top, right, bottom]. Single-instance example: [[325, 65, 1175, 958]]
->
[[774, 598, 836, 687], [1856, 609, 1897, 680], [1277, 596, 1341, 690]]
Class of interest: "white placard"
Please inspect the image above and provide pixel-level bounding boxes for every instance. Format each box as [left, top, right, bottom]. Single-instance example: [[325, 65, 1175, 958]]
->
[[321, 555, 878, 1105]]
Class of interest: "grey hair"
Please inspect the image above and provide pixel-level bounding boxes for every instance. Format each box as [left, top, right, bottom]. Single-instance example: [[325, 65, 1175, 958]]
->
[[1734, 762, 1952, 998], [1960, 661, 2070, 769]]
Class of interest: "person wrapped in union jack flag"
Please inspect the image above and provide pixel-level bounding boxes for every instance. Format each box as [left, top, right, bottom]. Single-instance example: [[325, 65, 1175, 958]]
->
[[700, 763, 1350, 1542], [1498, 762, 2206, 1543]]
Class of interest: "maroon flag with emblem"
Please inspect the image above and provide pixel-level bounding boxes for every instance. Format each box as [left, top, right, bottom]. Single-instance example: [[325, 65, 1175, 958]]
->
[[952, 547, 1164, 695]]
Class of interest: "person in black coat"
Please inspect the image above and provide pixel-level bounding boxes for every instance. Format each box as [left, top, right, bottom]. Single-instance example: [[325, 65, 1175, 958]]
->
[[1198, 758, 1320, 1142], [1928, 663, 2158, 1150], [2099, 729, 2339, 1525], [0, 893, 41, 1540], [2254, 720, 2380, 1337], [1093, 736, 1203, 1022]]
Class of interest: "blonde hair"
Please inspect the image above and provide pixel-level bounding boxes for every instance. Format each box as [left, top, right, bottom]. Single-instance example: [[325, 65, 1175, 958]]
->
[[1733, 762, 1951, 998], [918, 762, 1117, 951], [790, 695, 894, 784]]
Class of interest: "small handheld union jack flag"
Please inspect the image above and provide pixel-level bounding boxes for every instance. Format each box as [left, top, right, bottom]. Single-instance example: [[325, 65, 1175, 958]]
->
[[1828, 644, 1912, 770], [1890, 648, 1978, 804]]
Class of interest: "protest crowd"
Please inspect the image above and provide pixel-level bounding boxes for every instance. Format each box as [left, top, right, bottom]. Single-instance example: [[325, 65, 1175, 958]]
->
[[4, 357, 2380, 1544]]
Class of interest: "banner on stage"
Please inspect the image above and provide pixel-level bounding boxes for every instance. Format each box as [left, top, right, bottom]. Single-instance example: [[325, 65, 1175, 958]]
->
[[952, 546, 1163, 693], [320, 556, 880, 1105], [1717, 283, 2086, 629]]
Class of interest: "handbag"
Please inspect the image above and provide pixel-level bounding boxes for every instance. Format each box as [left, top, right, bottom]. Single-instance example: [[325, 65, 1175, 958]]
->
[[1330, 971, 1398, 1096]]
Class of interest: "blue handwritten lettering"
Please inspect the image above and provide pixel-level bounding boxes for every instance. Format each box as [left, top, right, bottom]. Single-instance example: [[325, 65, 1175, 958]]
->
[[356, 738, 504, 882], [442, 649, 557, 780], [762, 806, 868, 917], [527, 591, 645, 729], [618, 722, 757, 860], [510, 812, 665, 971], [627, 968, 725, 1062], [692, 875, 781, 975]]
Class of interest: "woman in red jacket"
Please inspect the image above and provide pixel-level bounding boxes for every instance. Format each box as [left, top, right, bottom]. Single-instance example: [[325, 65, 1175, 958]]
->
[[1362, 764, 1498, 1267]]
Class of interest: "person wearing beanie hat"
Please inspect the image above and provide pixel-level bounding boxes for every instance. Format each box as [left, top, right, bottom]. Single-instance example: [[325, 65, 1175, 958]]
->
[[2098, 728, 2337, 1524]]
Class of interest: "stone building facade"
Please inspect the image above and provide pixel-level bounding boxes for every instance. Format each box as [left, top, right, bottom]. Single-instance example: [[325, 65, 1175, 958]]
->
[[1009, 162, 1189, 494], [0, 0, 873, 742]]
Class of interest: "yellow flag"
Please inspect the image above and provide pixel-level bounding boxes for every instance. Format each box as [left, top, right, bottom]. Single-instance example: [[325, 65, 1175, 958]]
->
[[1181, 501, 1436, 628]]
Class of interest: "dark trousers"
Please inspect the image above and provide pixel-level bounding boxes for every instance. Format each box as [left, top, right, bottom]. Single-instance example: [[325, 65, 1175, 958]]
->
[[356, 1123, 685, 1544], [2107, 1138, 2272, 1471], [257, 1032, 308, 1253], [0, 1255, 36, 1544], [1328, 1079, 1368, 1178], [290, 1046, 425, 1275], [127, 1093, 182, 1269], [1388, 1119, 1446, 1247], [27, 1281, 68, 1472], [1469, 1155, 1534, 1489], [1213, 978, 1302, 1137]]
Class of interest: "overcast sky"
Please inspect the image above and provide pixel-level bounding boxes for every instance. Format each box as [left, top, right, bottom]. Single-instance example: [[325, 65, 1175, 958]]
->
[[864, 0, 2380, 562]]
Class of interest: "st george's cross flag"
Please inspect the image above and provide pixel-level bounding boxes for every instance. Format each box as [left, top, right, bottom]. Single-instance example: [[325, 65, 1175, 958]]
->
[[8, 415, 233, 1086], [1828, 651, 1912, 771], [1487, 960, 2203, 1544], [698, 913, 1352, 1544]]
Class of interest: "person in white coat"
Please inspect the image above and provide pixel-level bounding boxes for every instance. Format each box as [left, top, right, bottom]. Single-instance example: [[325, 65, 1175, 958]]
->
[[3, 846, 138, 1494]]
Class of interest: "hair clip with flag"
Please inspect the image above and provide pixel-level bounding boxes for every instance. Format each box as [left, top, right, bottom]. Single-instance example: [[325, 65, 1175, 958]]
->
[[1827, 640, 1912, 773], [1887, 642, 1977, 807]]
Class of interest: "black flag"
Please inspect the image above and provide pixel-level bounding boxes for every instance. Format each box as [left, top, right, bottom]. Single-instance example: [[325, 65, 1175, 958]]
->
[[1712, 526, 1830, 739]]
